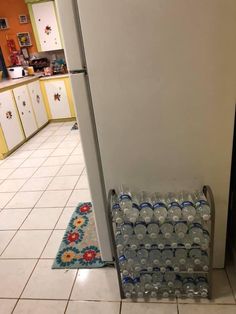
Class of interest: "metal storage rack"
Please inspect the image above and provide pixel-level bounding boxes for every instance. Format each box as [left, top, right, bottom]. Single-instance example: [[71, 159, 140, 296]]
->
[[107, 185, 215, 299]]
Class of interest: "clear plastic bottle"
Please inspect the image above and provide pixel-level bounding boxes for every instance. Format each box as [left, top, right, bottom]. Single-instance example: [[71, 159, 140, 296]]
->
[[132, 257, 142, 272], [149, 249, 162, 266], [112, 194, 124, 224], [118, 255, 129, 276], [182, 234, 193, 249], [134, 222, 147, 240], [189, 223, 203, 244], [147, 223, 160, 239], [183, 277, 195, 297], [158, 234, 168, 249], [185, 258, 194, 272], [137, 248, 149, 265], [142, 236, 152, 249], [119, 187, 132, 212], [201, 230, 210, 250], [175, 248, 187, 265], [124, 248, 136, 264], [115, 232, 126, 251], [161, 281, 170, 298], [133, 277, 144, 298], [162, 249, 173, 266], [128, 235, 139, 250], [166, 192, 182, 221], [189, 248, 202, 265], [146, 259, 154, 272], [164, 271, 176, 288], [140, 273, 153, 290], [175, 222, 188, 239], [201, 252, 209, 271], [196, 277, 208, 297], [122, 277, 134, 298], [169, 235, 178, 249], [193, 190, 211, 221], [179, 191, 196, 222], [152, 192, 168, 223], [172, 257, 180, 272], [152, 272, 163, 289], [139, 191, 153, 223], [174, 275, 183, 297], [120, 223, 133, 240], [160, 222, 174, 239]]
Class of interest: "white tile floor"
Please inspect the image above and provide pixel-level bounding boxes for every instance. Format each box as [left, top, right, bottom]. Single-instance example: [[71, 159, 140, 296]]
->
[[0, 121, 235, 313]]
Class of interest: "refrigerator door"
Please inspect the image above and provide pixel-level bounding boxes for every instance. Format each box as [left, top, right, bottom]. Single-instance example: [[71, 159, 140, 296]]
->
[[77, 0, 236, 267], [69, 73, 112, 261], [55, 0, 84, 71]]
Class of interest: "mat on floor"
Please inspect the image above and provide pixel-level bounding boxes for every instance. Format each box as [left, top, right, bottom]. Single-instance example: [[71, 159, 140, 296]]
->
[[52, 202, 106, 269]]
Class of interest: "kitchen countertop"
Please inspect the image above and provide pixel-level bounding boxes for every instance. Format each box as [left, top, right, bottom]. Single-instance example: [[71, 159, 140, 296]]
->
[[0, 73, 69, 91]]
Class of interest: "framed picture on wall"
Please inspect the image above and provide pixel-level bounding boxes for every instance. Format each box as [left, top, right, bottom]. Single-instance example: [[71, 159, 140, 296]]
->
[[17, 32, 32, 47], [19, 15, 28, 24], [0, 18, 9, 30]]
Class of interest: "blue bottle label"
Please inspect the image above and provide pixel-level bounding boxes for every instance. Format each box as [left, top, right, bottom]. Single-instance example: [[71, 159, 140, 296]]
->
[[119, 194, 132, 201], [153, 267, 161, 272], [196, 199, 209, 207], [189, 223, 203, 230], [122, 222, 133, 227], [153, 202, 166, 209], [135, 222, 146, 227], [203, 230, 210, 237], [168, 201, 181, 209], [195, 277, 208, 284], [166, 266, 174, 272], [133, 277, 140, 284], [119, 255, 126, 262], [132, 203, 139, 210], [140, 202, 152, 209], [122, 277, 133, 284], [112, 203, 121, 210], [181, 201, 194, 207], [183, 277, 195, 284]]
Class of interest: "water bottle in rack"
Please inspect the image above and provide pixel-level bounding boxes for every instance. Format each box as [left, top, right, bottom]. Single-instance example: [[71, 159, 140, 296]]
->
[[134, 222, 147, 240], [120, 223, 133, 240], [185, 258, 194, 272], [175, 222, 188, 239], [151, 192, 168, 223], [112, 194, 124, 224], [183, 277, 195, 297], [164, 271, 176, 288], [158, 234, 168, 249], [174, 275, 183, 297], [133, 277, 144, 298], [179, 191, 196, 222], [182, 234, 193, 249], [147, 223, 160, 239], [172, 257, 180, 272], [169, 235, 178, 249], [189, 223, 203, 244], [119, 255, 130, 276], [128, 235, 139, 250], [140, 273, 153, 290], [201, 251, 209, 271], [162, 249, 173, 266], [189, 248, 202, 265], [196, 277, 208, 297], [137, 248, 149, 265], [124, 248, 136, 264], [160, 222, 174, 239], [115, 231, 126, 251], [166, 192, 182, 221], [201, 230, 210, 250], [149, 249, 162, 266], [122, 277, 134, 298], [142, 236, 153, 249], [175, 248, 187, 265], [152, 272, 163, 289], [139, 191, 153, 223], [193, 190, 211, 221]]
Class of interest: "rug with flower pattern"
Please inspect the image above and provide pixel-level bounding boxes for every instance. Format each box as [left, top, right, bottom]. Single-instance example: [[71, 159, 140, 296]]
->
[[52, 202, 106, 269]]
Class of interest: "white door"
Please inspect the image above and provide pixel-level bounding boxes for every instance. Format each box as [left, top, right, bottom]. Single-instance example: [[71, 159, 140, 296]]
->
[[44, 80, 71, 118], [28, 81, 48, 127], [0, 90, 25, 150], [13, 85, 38, 138], [32, 1, 62, 51]]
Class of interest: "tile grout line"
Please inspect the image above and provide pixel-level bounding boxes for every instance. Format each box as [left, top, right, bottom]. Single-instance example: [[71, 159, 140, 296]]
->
[[63, 269, 79, 313], [119, 300, 122, 314]]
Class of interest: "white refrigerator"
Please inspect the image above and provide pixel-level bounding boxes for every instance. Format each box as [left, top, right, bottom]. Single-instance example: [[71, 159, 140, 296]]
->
[[55, 0, 236, 267]]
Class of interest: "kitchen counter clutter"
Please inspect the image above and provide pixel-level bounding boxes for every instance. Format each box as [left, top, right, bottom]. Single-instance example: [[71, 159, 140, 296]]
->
[[0, 74, 76, 159]]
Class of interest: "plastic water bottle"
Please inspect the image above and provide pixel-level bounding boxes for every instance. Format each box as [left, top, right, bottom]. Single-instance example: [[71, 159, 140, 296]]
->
[[146, 259, 154, 272], [112, 194, 124, 224], [175, 222, 188, 239], [119, 187, 132, 211], [122, 277, 134, 298], [193, 190, 211, 221], [137, 248, 149, 265], [161, 282, 170, 298], [160, 222, 174, 239], [182, 234, 193, 249], [118, 255, 129, 276], [158, 234, 168, 249], [164, 271, 176, 288], [162, 249, 173, 266], [149, 249, 162, 266], [142, 236, 152, 249], [120, 223, 133, 240], [166, 192, 182, 221], [183, 277, 195, 297], [147, 223, 160, 239], [128, 235, 139, 250], [196, 277, 208, 297], [140, 273, 153, 290], [189, 223, 203, 244], [124, 248, 136, 264], [179, 191, 196, 222], [185, 258, 194, 272], [172, 257, 180, 272], [201, 252, 209, 271], [175, 248, 187, 265], [134, 222, 146, 240], [139, 191, 153, 223], [201, 230, 210, 250], [169, 235, 178, 249], [133, 277, 144, 298], [174, 275, 183, 297], [115, 232, 126, 251], [152, 192, 168, 223], [189, 248, 202, 265], [152, 272, 163, 289]]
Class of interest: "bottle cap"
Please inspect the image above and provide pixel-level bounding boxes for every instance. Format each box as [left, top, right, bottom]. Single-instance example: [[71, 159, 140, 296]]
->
[[165, 233, 171, 239], [159, 216, 165, 223], [195, 258, 201, 265], [150, 233, 157, 239], [137, 234, 144, 240], [173, 215, 179, 222], [203, 214, 210, 221], [178, 232, 185, 239], [130, 217, 137, 224], [145, 217, 151, 223], [130, 244, 137, 250], [188, 215, 194, 222], [116, 217, 123, 224]]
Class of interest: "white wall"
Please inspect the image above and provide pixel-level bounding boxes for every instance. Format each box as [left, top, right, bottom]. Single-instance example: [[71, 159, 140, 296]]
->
[[79, 0, 236, 267]]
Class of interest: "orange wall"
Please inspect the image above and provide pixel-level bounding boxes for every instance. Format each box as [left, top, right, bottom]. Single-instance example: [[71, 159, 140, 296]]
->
[[0, 0, 37, 66]]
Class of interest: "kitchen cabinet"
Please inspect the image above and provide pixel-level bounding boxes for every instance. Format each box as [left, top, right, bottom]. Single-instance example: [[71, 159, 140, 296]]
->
[[28, 0, 62, 51], [41, 78, 74, 119], [27, 80, 48, 127], [0, 90, 25, 152], [13, 85, 38, 138]]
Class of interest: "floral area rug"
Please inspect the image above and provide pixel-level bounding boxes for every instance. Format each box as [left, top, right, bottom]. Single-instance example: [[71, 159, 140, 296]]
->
[[52, 202, 106, 269]]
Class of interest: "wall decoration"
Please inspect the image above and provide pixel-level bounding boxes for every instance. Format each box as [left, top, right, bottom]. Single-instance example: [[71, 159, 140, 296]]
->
[[0, 18, 9, 30], [19, 15, 28, 24], [54, 93, 61, 101], [17, 32, 32, 47], [6, 111, 12, 119], [45, 25, 52, 35]]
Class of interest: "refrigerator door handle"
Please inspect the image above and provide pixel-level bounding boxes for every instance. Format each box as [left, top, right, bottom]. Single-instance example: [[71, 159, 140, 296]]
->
[[69, 69, 87, 75]]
